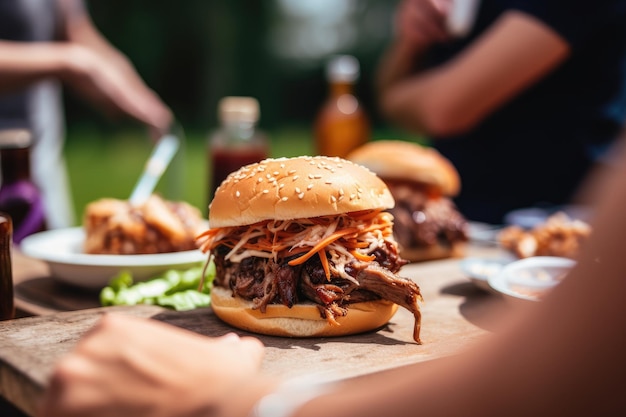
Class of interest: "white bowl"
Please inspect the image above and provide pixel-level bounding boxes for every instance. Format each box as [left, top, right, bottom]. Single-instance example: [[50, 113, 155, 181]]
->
[[459, 257, 512, 291], [20, 227, 207, 290], [488, 256, 575, 303]]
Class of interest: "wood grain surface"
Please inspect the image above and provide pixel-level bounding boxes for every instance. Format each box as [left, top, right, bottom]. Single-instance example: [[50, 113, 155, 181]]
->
[[1, 246, 515, 416]]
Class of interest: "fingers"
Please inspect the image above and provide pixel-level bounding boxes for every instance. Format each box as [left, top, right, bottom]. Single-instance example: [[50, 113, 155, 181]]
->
[[218, 332, 266, 364]]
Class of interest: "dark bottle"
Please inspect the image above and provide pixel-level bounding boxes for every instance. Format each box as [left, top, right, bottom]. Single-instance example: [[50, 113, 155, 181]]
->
[[0, 213, 13, 321], [0, 129, 46, 244], [207, 97, 269, 208], [314, 55, 370, 158]]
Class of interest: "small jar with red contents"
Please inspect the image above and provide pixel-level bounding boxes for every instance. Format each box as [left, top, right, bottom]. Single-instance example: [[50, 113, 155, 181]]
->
[[206, 97, 269, 212]]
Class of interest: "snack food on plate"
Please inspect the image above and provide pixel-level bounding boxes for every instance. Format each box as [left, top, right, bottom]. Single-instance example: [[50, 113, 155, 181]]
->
[[84, 194, 205, 254], [498, 211, 591, 259], [346, 140, 468, 262], [197, 156, 423, 343]]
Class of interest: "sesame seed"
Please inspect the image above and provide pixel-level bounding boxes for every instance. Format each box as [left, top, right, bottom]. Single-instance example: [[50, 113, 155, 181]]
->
[[325, 180, 332, 184], [339, 189, 344, 195], [279, 184, 285, 189], [350, 194, 356, 200], [288, 169, 297, 174], [307, 184, 314, 190], [308, 174, 315, 179], [281, 196, 288, 201], [280, 164, 285, 169], [298, 192, 305, 199], [314, 174, 322, 179], [331, 195, 337, 203], [258, 177, 263, 183], [236, 191, 241, 197], [295, 187, 301, 193], [292, 175, 299, 181], [273, 171, 280, 176], [263, 189, 269, 194], [266, 174, 271, 179]]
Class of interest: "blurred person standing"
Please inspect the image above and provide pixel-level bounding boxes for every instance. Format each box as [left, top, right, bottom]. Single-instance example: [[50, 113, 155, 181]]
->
[[376, 0, 626, 225], [0, 0, 172, 229]]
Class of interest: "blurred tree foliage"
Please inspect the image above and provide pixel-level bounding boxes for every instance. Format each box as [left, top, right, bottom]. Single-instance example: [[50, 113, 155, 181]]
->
[[66, 0, 403, 138]]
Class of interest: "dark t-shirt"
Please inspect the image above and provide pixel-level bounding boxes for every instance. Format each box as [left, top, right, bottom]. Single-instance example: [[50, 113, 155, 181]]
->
[[426, 0, 626, 224]]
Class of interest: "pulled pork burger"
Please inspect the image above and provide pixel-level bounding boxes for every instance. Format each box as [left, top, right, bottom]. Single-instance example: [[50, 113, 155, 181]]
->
[[197, 156, 423, 343], [347, 140, 468, 262]]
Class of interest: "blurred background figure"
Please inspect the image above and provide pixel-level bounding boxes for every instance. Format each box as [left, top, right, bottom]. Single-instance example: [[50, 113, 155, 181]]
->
[[376, 0, 626, 225], [0, 0, 172, 230]]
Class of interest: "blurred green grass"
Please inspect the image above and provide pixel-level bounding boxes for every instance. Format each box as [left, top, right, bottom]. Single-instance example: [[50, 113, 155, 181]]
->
[[64, 125, 421, 224], [64, 125, 316, 224]]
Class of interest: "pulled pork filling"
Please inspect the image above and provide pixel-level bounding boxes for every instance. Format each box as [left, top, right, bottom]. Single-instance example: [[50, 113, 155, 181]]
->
[[385, 180, 468, 251], [197, 210, 423, 343]]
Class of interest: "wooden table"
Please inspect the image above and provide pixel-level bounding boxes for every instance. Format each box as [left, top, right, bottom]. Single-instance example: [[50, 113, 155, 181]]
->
[[1, 245, 513, 417]]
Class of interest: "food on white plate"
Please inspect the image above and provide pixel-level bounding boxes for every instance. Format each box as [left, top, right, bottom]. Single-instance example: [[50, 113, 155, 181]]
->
[[498, 212, 591, 259], [346, 140, 468, 262], [84, 194, 205, 255], [197, 156, 423, 343]]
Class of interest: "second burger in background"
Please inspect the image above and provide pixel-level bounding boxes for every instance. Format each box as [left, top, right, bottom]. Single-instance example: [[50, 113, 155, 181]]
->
[[347, 140, 468, 262]]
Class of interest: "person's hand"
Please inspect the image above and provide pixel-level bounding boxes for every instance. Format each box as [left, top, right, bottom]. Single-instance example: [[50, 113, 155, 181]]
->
[[394, 0, 452, 49], [39, 314, 267, 417], [61, 43, 173, 138]]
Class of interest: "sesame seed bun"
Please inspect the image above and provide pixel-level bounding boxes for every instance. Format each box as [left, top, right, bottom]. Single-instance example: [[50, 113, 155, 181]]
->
[[208, 156, 395, 228], [210, 286, 399, 338], [346, 140, 461, 196]]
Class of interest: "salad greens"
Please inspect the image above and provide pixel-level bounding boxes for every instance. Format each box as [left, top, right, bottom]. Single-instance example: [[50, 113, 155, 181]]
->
[[100, 261, 216, 311]]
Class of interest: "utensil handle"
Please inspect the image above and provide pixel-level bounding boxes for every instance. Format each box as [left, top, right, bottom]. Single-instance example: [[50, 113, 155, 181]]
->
[[129, 134, 180, 205]]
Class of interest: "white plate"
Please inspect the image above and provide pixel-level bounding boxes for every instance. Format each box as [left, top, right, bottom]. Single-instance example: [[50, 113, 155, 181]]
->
[[487, 256, 575, 305], [459, 257, 512, 291], [20, 227, 207, 290]]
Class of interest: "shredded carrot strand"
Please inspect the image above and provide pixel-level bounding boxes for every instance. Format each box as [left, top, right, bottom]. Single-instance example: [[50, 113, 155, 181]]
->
[[288, 227, 360, 266], [350, 249, 376, 262], [318, 250, 331, 280]]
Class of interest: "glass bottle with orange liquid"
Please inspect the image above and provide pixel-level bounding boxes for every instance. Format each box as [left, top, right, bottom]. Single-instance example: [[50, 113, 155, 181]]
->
[[207, 97, 269, 209], [314, 55, 370, 158]]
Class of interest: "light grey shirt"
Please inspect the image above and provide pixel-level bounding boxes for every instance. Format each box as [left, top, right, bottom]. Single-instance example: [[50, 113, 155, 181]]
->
[[0, 0, 75, 228]]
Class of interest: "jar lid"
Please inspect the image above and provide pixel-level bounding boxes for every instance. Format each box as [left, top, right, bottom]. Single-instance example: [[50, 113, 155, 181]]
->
[[326, 55, 360, 83], [0, 129, 32, 149], [218, 96, 260, 123]]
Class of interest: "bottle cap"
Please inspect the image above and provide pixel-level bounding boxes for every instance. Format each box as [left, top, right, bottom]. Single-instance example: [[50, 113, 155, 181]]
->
[[218, 97, 260, 124], [326, 55, 360, 83], [0, 129, 32, 149]]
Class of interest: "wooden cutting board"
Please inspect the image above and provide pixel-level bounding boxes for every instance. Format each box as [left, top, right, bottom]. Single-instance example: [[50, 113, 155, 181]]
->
[[1, 246, 514, 417]]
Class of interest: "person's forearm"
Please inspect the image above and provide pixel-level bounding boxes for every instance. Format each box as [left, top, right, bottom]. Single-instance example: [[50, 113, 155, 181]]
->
[[376, 38, 428, 100], [0, 41, 71, 92]]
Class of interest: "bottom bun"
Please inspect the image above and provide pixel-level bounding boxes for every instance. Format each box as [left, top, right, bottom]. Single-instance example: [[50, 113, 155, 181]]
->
[[401, 241, 466, 263], [211, 286, 399, 338]]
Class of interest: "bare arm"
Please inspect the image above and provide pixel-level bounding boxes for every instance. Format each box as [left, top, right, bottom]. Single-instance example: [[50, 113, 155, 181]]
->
[[0, 42, 71, 92], [0, 0, 171, 136], [377, 8, 570, 137]]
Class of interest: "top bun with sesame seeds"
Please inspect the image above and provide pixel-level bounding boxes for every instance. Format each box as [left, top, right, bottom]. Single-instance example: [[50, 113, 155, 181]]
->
[[208, 155, 395, 228]]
